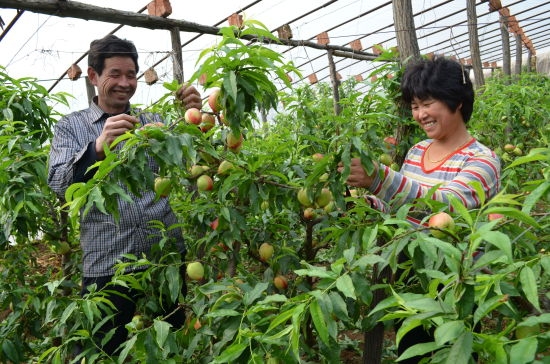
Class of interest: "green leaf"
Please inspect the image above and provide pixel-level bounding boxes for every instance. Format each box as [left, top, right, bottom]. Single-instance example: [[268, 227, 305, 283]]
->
[[154, 319, 170, 348], [204, 309, 241, 318], [522, 181, 550, 214], [398, 341, 439, 361], [444, 331, 473, 364], [38, 347, 60, 363], [263, 325, 293, 342], [434, 320, 465, 346], [294, 265, 336, 279], [243, 282, 268, 306], [60, 301, 77, 325], [457, 283, 475, 320], [335, 274, 356, 299], [472, 250, 506, 270], [265, 307, 295, 334], [64, 182, 85, 202], [361, 225, 379, 250], [328, 291, 349, 322], [118, 335, 137, 363], [165, 265, 180, 303], [517, 313, 550, 326], [485, 191, 523, 206], [509, 336, 538, 364], [449, 194, 473, 226], [519, 266, 541, 312], [163, 134, 184, 165], [505, 149, 548, 169], [343, 247, 355, 264], [369, 291, 403, 316], [82, 300, 95, 325], [468, 180, 486, 206], [223, 71, 238, 103], [103, 183, 133, 203], [86, 187, 107, 216], [352, 254, 386, 270], [309, 299, 329, 344], [541, 255, 550, 275], [479, 230, 513, 263], [483, 206, 539, 227], [257, 294, 288, 305], [395, 318, 423, 346], [290, 304, 306, 359], [240, 26, 279, 42], [474, 294, 507, 325], [2, 107, 12, 121], [2, 340, 20, 363], [422, 237, 463, 266]]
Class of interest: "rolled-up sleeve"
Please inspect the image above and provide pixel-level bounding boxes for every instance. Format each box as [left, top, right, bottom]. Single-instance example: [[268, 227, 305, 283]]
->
[[48, 111, 101, 199]]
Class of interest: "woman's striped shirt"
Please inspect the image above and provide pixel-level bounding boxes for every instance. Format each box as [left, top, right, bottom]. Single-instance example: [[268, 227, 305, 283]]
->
[[368, 138, 501, 223]]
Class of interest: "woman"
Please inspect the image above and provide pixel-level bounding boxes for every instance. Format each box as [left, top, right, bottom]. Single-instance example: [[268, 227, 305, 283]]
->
[[342, 57, 500, 222], [339, 57, 501, 362]]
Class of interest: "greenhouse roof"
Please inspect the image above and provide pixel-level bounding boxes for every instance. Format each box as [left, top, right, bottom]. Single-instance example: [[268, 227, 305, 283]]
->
[[1, 0, 549, 112]]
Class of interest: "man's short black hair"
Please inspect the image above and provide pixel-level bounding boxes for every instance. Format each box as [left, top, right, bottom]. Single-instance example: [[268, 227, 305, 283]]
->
[[88, 35, 139, 75]]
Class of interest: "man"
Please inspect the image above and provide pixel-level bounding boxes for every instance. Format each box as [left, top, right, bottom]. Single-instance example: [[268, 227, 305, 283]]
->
[[48, 34, 202, 355]]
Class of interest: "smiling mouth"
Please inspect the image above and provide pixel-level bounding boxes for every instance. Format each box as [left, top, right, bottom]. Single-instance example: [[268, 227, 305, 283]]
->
[[114, 89, 128, 94]]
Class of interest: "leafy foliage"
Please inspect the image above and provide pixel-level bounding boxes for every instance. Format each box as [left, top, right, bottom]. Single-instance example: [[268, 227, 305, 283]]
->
[[0, 67, 70, 246], [187, 18, 301, 134], [0, 27, 549, 364]]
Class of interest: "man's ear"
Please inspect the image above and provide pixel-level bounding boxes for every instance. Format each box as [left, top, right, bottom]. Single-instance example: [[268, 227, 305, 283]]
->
[[87, 66, 98, 85]]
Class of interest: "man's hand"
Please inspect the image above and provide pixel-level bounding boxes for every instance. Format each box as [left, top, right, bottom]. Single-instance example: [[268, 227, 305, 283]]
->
[[95, 114, 139, 160], [176, 83, 202, 110]]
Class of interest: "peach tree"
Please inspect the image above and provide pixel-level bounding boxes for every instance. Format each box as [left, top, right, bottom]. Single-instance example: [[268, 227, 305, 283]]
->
[[51, 47, 550, 364], [2, 24, 548, 364]]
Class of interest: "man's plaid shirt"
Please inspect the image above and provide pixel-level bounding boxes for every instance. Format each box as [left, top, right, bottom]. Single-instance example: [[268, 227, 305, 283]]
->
[[48, 100, 185, 277]]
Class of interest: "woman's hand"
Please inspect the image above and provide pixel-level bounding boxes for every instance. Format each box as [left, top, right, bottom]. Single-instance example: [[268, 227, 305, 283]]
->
[[338, 157, 378, 189]]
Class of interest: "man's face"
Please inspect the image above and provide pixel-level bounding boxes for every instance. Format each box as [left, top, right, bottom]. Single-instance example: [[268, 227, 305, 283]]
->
[[90, 56, 137, 114]]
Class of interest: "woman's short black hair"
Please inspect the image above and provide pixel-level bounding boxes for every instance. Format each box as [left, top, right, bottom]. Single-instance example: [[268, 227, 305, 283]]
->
[[400, 57, 475, 122], [88, 35, 139, 75]]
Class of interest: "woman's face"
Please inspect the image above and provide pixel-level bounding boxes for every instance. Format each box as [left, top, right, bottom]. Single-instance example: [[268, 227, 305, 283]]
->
[[411, 97, 463, 140], [89, 56, 137, 114]]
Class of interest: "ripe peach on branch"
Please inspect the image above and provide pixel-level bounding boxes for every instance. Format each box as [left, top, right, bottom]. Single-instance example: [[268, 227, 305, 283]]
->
[[197, 175, 214, 192], [184, 108, 202, 125], [273, 275, 288, 290], [428, 212, 455, 238], [259, 242, 274, 262], [208, 88, 222, 113]]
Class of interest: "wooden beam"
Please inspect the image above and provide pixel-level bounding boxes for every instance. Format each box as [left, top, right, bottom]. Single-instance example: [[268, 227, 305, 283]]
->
[[0, 0, 380, 58], [0, 0, 220, 33]]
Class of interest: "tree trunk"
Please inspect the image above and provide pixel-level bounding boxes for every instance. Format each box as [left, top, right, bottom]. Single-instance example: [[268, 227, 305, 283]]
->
[[392, 0, 420, 64], [391, 0, 420, 166], [363, 265, 392, 364], [327, 50, 342, 117], [361, 3, 421, 363], [170, 27, 184, 83], [527, 51, 534, 72], [514, 33, 522, 75], [467, 0, 485, 88], [500, 14, 511, 78]]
